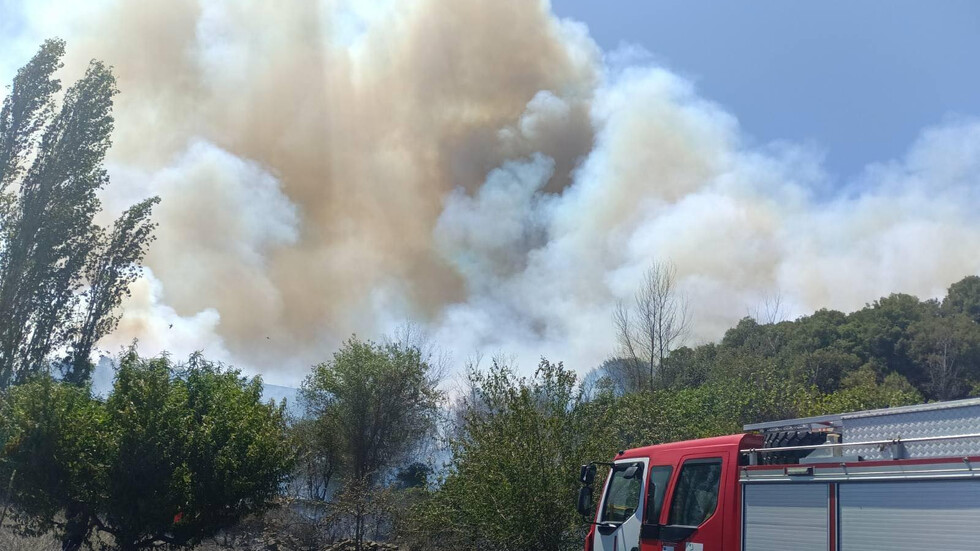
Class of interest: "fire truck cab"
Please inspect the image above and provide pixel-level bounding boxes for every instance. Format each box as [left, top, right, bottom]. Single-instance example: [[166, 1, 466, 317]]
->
[[578, 398, 980, 551]]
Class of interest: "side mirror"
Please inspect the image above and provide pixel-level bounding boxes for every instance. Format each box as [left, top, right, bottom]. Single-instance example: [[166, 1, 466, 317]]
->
[[577, 485, 594, 517], [580, 464, 596, 485]]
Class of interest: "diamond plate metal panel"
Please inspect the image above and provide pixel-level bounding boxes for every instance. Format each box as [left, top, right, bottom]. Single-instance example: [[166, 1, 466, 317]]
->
[[842, 400, 980, 460]]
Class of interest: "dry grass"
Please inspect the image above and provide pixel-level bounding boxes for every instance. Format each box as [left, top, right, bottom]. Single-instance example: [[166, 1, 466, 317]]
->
[[0, 518, 59, 551], [0, 531, 58, 551], [0, 504, 322, 550], [0, 504, 119, 550]]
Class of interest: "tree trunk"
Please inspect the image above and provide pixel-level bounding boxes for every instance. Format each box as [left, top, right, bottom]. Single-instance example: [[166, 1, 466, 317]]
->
[[60, 505, 90, 551], [354, 509, 364, 551]]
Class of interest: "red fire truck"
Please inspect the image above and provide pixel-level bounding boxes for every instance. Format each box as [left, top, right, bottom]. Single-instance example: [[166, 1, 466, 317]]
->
[[577, 398, 980, 551]]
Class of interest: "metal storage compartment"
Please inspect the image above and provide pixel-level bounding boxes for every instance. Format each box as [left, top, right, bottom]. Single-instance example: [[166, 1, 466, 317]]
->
[[742, 483, 828, 551], [839, 480, 980, 551]]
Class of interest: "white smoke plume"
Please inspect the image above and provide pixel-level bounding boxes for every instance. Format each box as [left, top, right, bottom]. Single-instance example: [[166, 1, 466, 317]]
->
[[3, 0, 980, 385]]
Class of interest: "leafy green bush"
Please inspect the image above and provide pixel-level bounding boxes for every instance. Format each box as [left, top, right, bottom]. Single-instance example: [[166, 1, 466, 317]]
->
[[404, 360, 592, 551], [0, 351, 292, 551]]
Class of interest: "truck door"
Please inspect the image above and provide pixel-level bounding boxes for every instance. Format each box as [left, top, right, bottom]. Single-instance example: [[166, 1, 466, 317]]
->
[[657, 456, 727, 551], [637, 465, 674, 551], [594, 458, 649, 551]]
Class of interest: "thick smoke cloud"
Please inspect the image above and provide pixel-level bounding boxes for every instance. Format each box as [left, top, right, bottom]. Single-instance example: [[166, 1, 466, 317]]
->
[[3, 0, 980, 384]]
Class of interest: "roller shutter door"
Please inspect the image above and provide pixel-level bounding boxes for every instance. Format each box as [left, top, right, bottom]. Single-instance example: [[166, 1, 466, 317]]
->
[[743, 483, 828, 551], [840, 480, 980, 551]]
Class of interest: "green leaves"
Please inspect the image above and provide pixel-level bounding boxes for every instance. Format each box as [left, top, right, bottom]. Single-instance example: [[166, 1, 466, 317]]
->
[[0, 375, 109, 535], [908, 313, 980, 400], [663, 276, 980, 403], [0, 351, 292, 550], [409, 359, 589, 551], [299, 335, 442, 548], [68, 196, 161, 384], [0, 40, 159, 388], [302, 336, 441, 483], [0, 38, 64, 190], [406, 348, 925, 551]]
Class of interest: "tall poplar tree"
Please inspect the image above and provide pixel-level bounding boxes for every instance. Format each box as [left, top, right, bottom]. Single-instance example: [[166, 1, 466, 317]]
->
[[0, 39, 159, 386]]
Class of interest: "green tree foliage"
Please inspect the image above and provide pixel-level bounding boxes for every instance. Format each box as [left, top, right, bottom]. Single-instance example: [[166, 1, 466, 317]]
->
[[0, 375, 109, 542], [0, 40, 159, 387], [394, 462, 432, 490], [909, 313, 980, 400], [590, 370, 813, 453], [838, 294, 934, 387], [402, 357, 925, 551], [804, 364, 923, 416], [943, 275, 980, 323], [403, 358, 846, 551], [406, 359, 592, 551], [402, 279, 980, 550], [0, 351, 292, 551], [292, 416, 341, 503], [301, 336, 441, 550], [0, 40, 63, 190], [66, 197, 160, 384], [659, 278, 980, 402]]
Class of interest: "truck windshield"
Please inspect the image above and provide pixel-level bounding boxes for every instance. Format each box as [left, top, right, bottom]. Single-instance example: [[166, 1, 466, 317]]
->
[[600, 463, 643, 523]]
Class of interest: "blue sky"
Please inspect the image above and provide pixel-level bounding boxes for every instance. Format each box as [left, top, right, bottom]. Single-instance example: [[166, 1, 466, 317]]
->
[[553, 0, 980, 180]]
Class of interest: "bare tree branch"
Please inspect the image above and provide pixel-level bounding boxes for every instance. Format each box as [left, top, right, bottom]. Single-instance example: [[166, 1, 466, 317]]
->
[[612, 260, 689, 392]]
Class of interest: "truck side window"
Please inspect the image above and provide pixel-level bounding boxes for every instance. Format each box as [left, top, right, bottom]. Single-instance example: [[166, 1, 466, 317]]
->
[[600, 463, 644, 523], [646, 465, 673, 524], [667, 458, 722, 527]]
